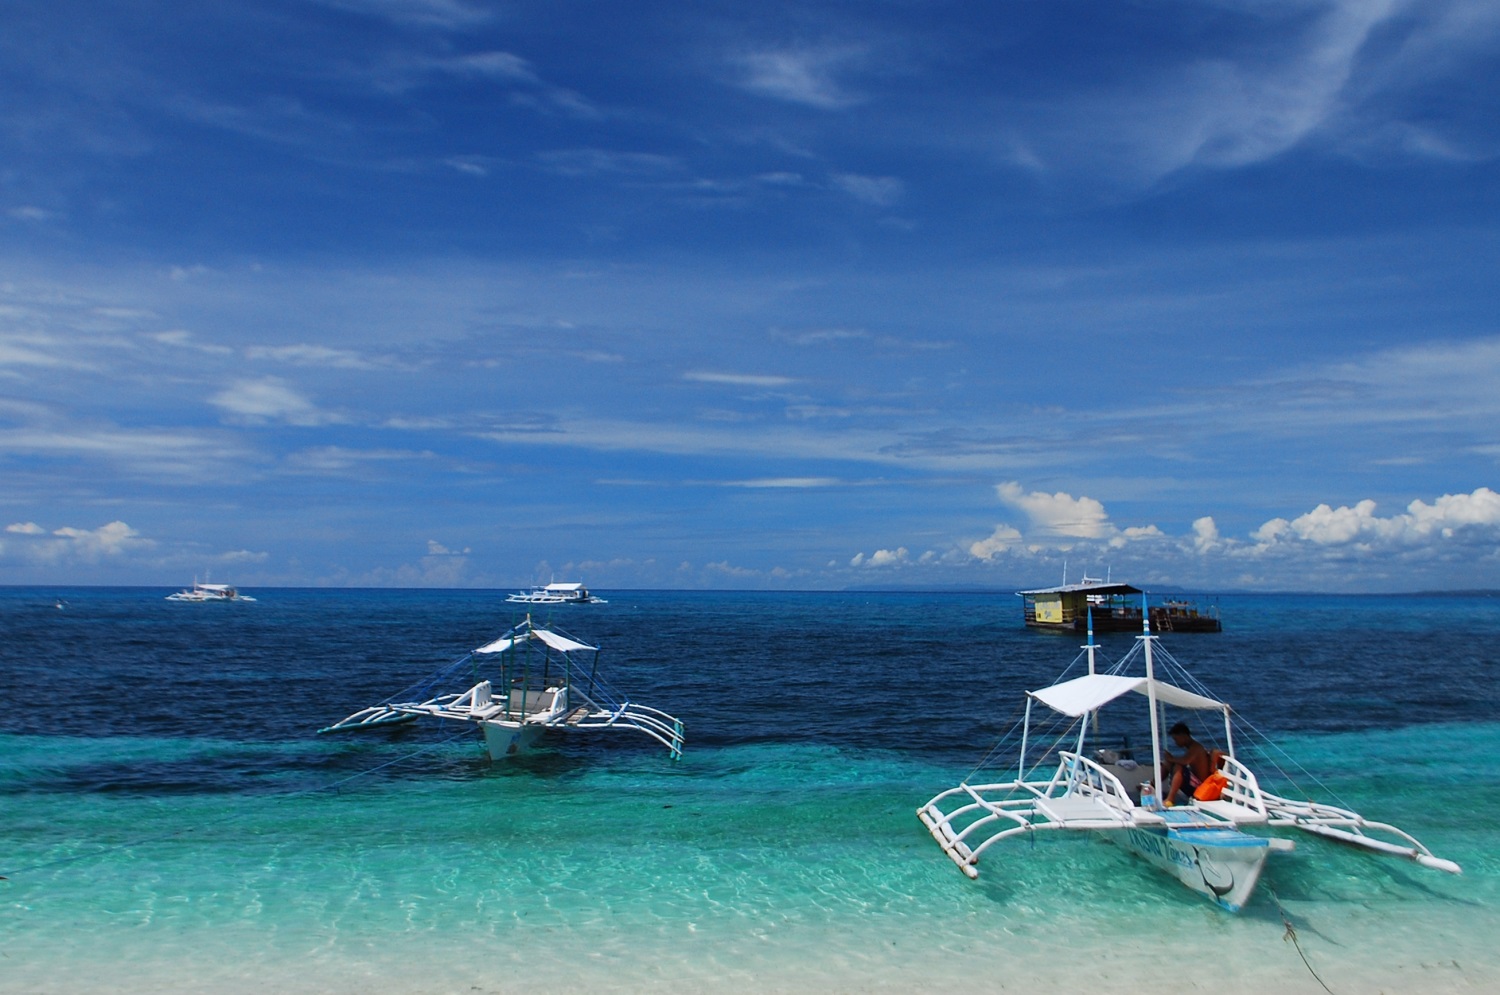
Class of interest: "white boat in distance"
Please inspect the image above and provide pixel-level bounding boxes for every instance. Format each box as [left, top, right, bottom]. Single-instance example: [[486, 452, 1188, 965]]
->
[[165, 581, 256, 602], [505, 582, 606, 605], [319, 614, 682, 760], [917, 607, 1459, 912]]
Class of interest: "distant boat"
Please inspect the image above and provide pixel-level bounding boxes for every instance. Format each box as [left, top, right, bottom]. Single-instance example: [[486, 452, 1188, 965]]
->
[[1018, 578, 1220, 632], [504, 582, 606, 605], [165, 580, 256, 602], [318, 614, 682, 760]]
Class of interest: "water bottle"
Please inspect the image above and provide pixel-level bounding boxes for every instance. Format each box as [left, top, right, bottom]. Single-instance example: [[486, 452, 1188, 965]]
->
[[1140, 782, 1157, 811]]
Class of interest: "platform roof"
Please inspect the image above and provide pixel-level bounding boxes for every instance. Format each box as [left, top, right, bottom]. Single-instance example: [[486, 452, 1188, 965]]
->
[[1016, 581, 1143, 596]]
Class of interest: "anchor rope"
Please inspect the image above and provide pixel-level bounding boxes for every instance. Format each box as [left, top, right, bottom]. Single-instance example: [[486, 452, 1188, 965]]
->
[[0, 728, 473, 881], [1270, 888, 1338, 995]]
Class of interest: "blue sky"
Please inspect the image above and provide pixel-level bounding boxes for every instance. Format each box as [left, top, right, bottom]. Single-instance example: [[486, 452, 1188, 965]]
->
[[2, 0, 1499, 592]]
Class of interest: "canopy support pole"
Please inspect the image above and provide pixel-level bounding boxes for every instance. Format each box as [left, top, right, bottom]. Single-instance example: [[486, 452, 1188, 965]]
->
[[1142, 595, 1163, 800]]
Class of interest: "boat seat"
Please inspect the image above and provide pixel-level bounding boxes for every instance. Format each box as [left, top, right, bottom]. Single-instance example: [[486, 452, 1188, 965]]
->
[[1191, 799, 1269, 825], [1032, 795, 1130, 825]]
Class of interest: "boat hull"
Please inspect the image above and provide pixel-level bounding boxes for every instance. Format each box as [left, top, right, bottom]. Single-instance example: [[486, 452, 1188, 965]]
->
[[1110, 824, 1271, 912], [1025, 611, 1220, 633], [480, 721, 546, 759]]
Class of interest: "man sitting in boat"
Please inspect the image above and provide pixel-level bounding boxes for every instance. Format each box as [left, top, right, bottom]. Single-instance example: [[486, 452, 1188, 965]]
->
[[1161, 722, 1215, 806]]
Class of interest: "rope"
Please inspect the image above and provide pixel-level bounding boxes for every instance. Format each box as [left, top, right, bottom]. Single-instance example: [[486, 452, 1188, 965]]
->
[[961, 643, 1109, 784], [1147, 642, 1355, 810], [1270, 888, 1338, 995], [0, 728, 474, 880]]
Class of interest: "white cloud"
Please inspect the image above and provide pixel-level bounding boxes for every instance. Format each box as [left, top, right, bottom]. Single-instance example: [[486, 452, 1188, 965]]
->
[[439, 50, 536, 82], [426, 539, 470, 555], [996, 481, 1114, 539], [1013, 0, 1498, 186], [832, 173, 904, 207], [0, 424, 252, 482], [851, 546, 908, 568], [771, 326, 870, 347], [150, 329, 234, 355], [538, 149, 680, 177], [969, 524, 1023, 560], [1109, 524, 1166, 549], [245, 343, 385, 369], [310, 0, 490, 29], [284, 446, 433, 472], [683, 371, 795, 387], [210, 378, 334, 425], [53, 521, 140, 554], [7, 206, 53, 222], [1253, 487, 1500, 549], [3, 521, 131, 566], [1192, 516, 1221, 553], [731, 46, 865, 109], [725, 477, 839, 488]]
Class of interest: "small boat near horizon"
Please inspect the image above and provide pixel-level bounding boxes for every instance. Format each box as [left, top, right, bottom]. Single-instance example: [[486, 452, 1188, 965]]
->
[[318, 614, 682, 760], [917, 607, 1458, 912], [504, 581, 606, 605], [165, 580, 256, 602]]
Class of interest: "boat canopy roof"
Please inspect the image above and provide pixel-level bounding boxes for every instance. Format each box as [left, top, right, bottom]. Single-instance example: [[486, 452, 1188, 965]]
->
[[1016, 581, 1143, 596], [475, 627, 598, 655], [1029, 672, 1226, 717]]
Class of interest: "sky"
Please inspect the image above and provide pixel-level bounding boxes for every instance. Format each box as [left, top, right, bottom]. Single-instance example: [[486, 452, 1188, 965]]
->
[[2, 0, 1499, 592]]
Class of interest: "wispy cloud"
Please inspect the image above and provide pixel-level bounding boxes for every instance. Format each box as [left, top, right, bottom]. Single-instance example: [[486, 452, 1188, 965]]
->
[[245, 343, 392, 370], [724, 477, 840, 488], [832, 173, 903, 206], [309, 0, 491, 29], [1002, 0, 1499, 187], [683, 371, 795, 387], [284, 446, 436, 473], [210, 378, 340, 426], [537, 149, 682, 177], [730, 45, 867, 109]]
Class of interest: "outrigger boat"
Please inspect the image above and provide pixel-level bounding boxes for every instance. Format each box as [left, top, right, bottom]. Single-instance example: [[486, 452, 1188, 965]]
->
[[505, 582, 606, 605], [318, 614, 683, 760], [917, 607, 1459, 912], [166, 580, 255, 602]]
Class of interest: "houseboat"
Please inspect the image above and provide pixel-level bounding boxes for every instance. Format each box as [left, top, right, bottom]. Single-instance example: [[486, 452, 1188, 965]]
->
[[1018, 580, 1220, 633]]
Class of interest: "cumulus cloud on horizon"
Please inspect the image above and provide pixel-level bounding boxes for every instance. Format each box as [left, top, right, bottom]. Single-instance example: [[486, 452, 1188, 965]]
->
[[961, 483, 1500, 583]]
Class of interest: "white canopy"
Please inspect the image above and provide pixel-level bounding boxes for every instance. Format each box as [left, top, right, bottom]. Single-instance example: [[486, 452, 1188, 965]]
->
[[532, 628, 597, 653], [475, 627, 598, 655], [1029, 673, 1226, 717]]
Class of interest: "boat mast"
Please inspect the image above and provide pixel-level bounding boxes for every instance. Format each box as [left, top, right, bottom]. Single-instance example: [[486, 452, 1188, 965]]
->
[[1142, 593, 1163, 799]]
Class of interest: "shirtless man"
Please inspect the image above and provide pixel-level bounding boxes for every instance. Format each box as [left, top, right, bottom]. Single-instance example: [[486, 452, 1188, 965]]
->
[[1161, 722, 1213, 805]]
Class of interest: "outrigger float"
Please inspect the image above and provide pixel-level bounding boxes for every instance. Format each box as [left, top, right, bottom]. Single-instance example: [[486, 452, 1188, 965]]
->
[[319, 615, 683, 760], [917, 607, 1459, 912]]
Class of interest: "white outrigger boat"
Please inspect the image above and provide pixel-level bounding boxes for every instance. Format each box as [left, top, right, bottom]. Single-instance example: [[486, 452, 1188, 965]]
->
[[505, 582, 606, 605], [165, 580, 255, 602], [917, 610, 1459, 912], [318, 615, 682, 760]]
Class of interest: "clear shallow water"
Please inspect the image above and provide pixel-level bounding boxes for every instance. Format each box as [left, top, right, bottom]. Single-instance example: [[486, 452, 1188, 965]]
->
[[2, 588, 1498, 993]]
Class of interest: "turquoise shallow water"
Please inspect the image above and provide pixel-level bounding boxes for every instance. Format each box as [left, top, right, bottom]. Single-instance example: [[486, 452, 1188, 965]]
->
[[3, 589, 1499, 993]]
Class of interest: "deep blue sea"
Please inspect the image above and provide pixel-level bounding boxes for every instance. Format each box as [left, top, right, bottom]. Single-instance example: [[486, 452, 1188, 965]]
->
[[3, 588, 1498, 994]]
